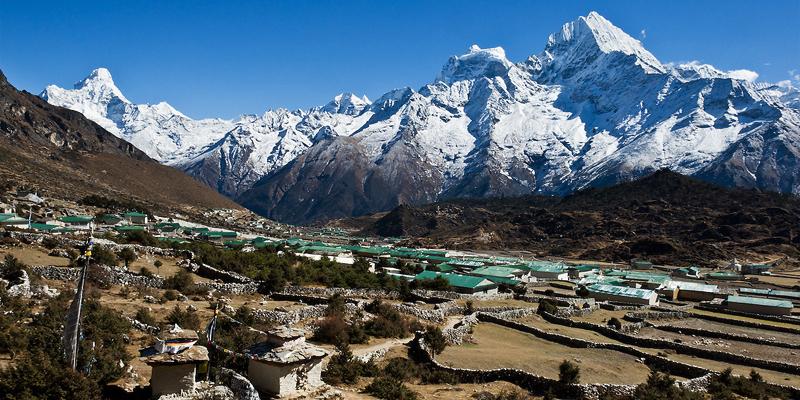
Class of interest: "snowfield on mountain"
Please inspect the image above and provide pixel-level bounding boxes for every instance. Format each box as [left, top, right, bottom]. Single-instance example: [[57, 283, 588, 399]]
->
[[42, 11, 800, 224]]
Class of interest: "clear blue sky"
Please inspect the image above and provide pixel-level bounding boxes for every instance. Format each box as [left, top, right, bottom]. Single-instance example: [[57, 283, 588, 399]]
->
[[2, 0, 798, 119]]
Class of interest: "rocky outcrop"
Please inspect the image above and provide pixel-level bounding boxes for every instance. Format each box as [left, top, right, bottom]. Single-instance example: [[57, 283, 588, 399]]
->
[[216, 368, 260, 400]]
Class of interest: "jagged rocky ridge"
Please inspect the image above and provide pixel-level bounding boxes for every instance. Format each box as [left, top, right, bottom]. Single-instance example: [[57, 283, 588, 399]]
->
[[42, 12, 800, 224]]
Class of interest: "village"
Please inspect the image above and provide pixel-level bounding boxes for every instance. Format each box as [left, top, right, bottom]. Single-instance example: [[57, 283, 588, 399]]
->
[[1, 189, 800, 400]]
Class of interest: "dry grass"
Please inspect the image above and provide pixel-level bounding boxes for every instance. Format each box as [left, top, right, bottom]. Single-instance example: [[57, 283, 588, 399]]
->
[[512, 314, 627, 345], [437, 323, 652, 385], [689, 308, 800, 332], [0, 246, 71, 266], [571, 309, 629, 325], [663, 352, 800, 387]]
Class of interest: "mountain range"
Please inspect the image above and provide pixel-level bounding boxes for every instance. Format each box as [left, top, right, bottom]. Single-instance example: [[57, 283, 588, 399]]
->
[[0, 69, 239, 214], [41, 12, 800, 224]]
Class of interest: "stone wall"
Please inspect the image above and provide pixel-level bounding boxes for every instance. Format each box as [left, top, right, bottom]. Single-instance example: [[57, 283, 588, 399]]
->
[[185, 261, 252, 284], [653, 325, 800, 349], [539, 312, 800, 375]]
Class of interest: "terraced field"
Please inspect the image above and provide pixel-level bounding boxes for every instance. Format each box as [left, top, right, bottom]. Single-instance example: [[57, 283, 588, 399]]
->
[[437, 323, 653, 385]]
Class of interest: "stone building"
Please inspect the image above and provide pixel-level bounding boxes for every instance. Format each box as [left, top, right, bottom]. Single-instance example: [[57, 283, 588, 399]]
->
[[246, 327, 327, 397], [142, 327, 208, 397]]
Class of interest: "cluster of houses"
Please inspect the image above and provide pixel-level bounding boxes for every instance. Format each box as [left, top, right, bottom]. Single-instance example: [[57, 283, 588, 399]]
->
[[142, 326, 327, 398]]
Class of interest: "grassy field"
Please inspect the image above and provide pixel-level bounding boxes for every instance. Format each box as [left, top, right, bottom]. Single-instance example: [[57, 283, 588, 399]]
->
[[1, 246, 71, 266], [437, 323, 653, 385], [663, 352, 800, 387], [655, 318, 800, 344], [690, 308, 800, 332], [512, 314, 627, 345]]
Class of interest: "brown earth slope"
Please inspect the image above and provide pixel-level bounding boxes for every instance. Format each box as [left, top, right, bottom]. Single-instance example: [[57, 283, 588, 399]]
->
[[356, 170, 800, 267], [0, 69, 240, 213]]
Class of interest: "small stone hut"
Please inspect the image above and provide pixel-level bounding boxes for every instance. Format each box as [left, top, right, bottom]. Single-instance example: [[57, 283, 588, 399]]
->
[[142, 327, 208, 397], [246, 327, 327, 397]]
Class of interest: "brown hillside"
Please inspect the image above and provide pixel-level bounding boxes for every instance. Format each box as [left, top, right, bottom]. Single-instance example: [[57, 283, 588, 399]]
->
[[357, 170, 800, 267]]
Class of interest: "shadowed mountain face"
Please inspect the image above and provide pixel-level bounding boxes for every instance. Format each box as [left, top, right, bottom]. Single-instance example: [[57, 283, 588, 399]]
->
[[0, 69, 240, 213], [351, 170, 800, 267]]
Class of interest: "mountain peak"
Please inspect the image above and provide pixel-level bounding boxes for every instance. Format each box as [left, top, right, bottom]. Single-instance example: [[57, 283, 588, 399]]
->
[[322, 92, 371, 115], [538, 11, 664, 77], [436, 44, 514, 84], [70, 67, 129, 103]]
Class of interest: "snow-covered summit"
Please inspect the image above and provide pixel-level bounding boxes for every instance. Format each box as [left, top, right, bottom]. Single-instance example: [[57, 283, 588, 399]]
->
[[321, 93, 371, 115], [436, 45, 514, 84], [533, 11, 664, 81]]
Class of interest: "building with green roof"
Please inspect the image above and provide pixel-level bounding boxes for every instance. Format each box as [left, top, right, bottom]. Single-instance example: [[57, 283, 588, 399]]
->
[[725, 295, 793, 316], [58, 215, 94, 229], [414, 270, 498, 295], [659, 280, 720, 301], [114, 225, 146, 233], [587, 283, 659, 305], [707, 272, 742, 281], [520, 262, 568, 280], [469, 266, 529, 284], [154, 222, 181, 232], [738, 288, 800, 301], [200, 231, 238, 242], [28, 223, 58, 232], [123, 211, 149, 225]]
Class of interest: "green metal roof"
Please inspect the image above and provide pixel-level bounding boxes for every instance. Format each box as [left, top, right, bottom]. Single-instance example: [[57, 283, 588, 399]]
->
[[114, 225, 145, 232], [726, 295, 793, 309], [738, 288, 800, 300], [707, 272, 741, 280], [663, 280, 718, 293], [448, 260, 486, 268], [296, 245, 347, 255], [202, 231, 238, 238], [59, 215, 94, 223], [587, 283, 656, 299], [435, 263, 456, 272], [521, 262, 566, 273], [470, 266, 523, 278], [123, 211, 148, 217], [415, 270, 495, 289], [29, 223, 58, 231]]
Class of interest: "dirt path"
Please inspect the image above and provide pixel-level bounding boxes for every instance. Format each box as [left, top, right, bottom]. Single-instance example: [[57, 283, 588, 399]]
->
[[352, 337, 412, 358]]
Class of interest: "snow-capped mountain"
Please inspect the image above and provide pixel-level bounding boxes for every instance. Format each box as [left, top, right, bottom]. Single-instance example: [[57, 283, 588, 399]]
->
[[240, 11, 799, 223], [41, 69, 373, 197], [41, 12, 800, 224], [41, 68, 235, 163]]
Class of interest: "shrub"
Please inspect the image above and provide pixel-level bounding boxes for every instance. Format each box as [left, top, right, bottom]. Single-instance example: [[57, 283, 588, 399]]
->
[[421, 326, 447, 355], [464, 300, 475, 315], [90, 246, 118, 266], [164, 269, 194, 292], [537, 299, 558, 316], [162, 289, 179, 301], [165, 305, 200, 330], [607, 317, 622, 330], [558, 360, 580, 385], [576, 285, 590, 298], [632, 371, 703, 400], [140, 267, 153, 278], [117, 247, 137, 268], [322, 342, 377, 385], [135, 308, 158, 326], [365, 377, 419, 400], [0, 352, 101, 399]]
